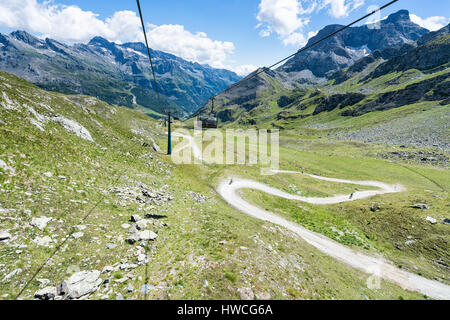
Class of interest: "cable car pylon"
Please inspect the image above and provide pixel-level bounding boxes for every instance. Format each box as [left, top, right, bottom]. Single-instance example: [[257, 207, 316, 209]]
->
[[136, 0, 176, 155]]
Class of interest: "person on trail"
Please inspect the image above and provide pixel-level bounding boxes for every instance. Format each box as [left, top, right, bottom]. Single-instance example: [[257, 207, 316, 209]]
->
[[349, 192, 354, 199], [229, 179, 233, 185]]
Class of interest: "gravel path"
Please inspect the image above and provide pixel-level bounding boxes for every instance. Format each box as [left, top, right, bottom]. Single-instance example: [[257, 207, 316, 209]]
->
[[178, 133, 450, 299], [217, 173, 450, 300]]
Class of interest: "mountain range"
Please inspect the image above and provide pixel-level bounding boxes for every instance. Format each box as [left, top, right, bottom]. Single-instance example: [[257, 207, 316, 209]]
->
[[194, 10, 449, 147], [279, 10, 428, 78], [0, 9, 448, 129], [0, 30, 241, 116]]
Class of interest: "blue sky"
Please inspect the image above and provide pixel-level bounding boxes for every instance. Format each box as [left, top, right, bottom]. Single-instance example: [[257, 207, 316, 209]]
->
[[0, 0, 449, 75]]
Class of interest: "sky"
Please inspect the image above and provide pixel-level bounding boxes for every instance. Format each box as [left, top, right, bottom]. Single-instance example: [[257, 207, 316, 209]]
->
[[0, 0, 449, 75]]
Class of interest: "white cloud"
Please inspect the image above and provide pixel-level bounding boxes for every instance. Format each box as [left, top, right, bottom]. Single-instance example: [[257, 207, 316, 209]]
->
[[259, 29, 272, 37], [145, 24, 235, 69], [0, 0, 141, 44], [0, 0, 250, 73], [410, 14, 449, 31], [228, 65, 258, 76], [282, 32, 307, 46], [256, 0, 365, 47], [321, 0, 365, 18], [283, 29, 318, 47], [307, 30, 319, 39], [256, 0, 310, 37]]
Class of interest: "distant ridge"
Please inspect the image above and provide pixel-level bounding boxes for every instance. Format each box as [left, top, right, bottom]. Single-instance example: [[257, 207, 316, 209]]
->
[[0, 31, 241, 116]]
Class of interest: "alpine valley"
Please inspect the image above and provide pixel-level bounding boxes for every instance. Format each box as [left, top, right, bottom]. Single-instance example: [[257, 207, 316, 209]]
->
[[0, 8, 449, 301], [194, 10, 449, 151], [0, 30, 241, 117]]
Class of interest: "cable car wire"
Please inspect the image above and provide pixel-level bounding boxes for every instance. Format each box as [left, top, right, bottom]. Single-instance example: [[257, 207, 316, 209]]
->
[[137, 0, 174, 153], [136, 0, 166, 112]]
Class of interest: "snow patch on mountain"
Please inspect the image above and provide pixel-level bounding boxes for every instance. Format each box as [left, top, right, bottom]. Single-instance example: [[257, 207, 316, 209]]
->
[[346, 45, 372, 57], [126, 47, 145, 58]]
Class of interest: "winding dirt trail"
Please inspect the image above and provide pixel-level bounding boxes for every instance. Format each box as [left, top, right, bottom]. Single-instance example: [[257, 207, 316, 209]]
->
[[218, 175, 450, 300], [177, 133, 450, 299], [248, 169, 405, 204]]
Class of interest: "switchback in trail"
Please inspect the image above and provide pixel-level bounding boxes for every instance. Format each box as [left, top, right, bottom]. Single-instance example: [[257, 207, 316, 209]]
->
[[217, 173, 450, 300], [175, 133, 450, 299]]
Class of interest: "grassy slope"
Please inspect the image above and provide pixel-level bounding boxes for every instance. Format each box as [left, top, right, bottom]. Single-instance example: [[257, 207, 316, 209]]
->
[[174, 127, 449, 292], [205, 36, 450, 146], [227, 66, 449, 133], [0, 71, 445, 300], [0, 71, 173, 299], [240, 141, 449, 284], [191, 130, 449, 284]]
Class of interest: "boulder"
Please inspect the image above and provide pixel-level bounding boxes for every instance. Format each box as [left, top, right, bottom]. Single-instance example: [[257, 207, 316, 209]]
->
[[51, 115, 94, 142], [0, 159, 16, 176], [3, 268, 22, 282], [136, 220, 148, 230], [30, 216, 53, 231], [426, 216, 437, 224], [152, 143, 162, 153], [34, 287, 57, 300], [411, 203, 429, 209], [119, 263, 138, 271], [37, 278, 50, 286], [140, 284, 156, 294], [58, 270, 101, 299], [137, 253, 147, 263], [0, 231, 11, 241], [115, 293, 125, 300], [128, 225, 139, 234], [137, 230, 157, 241], [130, 215, 142, 222], [33, 236, 53, 247], [102, 266, 114, 274], [126, 235, 138, 244], [72, 232, 84, 239], [115, 277, 129, 284]]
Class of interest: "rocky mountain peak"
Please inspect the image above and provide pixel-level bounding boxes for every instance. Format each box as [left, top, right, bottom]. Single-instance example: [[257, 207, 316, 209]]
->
[[0, 30, 240, 115], [10, 30, 44, 47], [385, 9, 411, 24], [418, 23, 450, 45], [0, 33, 9, 45], [122, 42, 148, 54], [88, 36, 113, 48], [277, 9, 429, 78], [310, 24, 343, 41]]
